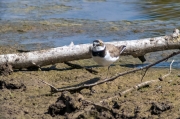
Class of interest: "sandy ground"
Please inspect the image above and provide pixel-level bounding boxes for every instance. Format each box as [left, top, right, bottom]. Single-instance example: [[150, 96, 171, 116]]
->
[[0, 46, 180, 119]]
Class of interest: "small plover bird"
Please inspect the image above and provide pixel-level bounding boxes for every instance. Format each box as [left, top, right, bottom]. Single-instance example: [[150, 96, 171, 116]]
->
[[91, 39, 126, 78]]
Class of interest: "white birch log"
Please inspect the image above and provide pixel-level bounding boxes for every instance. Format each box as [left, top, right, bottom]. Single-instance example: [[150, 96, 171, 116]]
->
[[0, 29, 180, 69]]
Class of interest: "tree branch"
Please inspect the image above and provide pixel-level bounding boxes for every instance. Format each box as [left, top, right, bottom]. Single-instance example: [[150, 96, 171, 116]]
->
[[100, 59, 174, 103], [40, 50, 180, 93]]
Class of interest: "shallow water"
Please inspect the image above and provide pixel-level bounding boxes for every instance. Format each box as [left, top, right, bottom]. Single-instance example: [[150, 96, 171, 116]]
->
[[0, 0, 180, 67], [1, 0, 180, 21]]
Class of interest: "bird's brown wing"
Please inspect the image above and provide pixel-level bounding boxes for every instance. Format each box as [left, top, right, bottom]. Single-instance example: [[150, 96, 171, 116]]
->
[[106, 44, 126, 57], [105, 44, 120, 57]]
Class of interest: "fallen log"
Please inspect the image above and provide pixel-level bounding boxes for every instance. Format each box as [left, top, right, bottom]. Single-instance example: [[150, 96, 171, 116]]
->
[[0, 29, 179, 69]]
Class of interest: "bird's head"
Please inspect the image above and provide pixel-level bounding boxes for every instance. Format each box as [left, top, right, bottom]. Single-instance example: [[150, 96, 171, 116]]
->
[[92, 39, 105, 51]]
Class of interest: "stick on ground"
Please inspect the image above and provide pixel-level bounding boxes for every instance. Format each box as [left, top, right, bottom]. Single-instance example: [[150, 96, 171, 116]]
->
[[100, 59, 174, 103], [41, 51, 180, 93], [159, 60, 174, 81]]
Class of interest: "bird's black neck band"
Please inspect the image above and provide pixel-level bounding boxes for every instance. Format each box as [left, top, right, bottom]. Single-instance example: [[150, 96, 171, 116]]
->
[[92, 47, 106, 57]]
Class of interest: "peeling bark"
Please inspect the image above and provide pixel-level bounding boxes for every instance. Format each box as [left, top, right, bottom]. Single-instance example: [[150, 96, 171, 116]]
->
[[0, 29, 179, 69]]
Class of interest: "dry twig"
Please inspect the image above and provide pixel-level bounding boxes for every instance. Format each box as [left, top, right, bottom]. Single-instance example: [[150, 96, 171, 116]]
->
[[100, 59, 175, 103], [159, 60, 174, 81], [41, 51, 180, 93], [41, 54, 175, 116], [100, 80, 158, 103]]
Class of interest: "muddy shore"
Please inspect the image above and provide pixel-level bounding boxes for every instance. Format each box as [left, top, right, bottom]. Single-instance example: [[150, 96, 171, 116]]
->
[[0, 45, 180, 119]]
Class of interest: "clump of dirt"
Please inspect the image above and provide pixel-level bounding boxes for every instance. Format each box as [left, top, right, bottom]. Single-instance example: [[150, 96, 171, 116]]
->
[[0, 63, 13, 76], [48, 91, 116, 119], [150, 102, 173, 115], [48, 92, 82, 117], [0, 78, 26, 90], [48, 91, 142, 119]]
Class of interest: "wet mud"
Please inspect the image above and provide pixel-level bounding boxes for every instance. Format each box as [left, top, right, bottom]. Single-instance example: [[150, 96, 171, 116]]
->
[[0, 46, 180, 119]]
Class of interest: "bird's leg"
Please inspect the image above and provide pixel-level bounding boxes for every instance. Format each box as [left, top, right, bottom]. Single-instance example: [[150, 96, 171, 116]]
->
[[105, 65, 111, 79]]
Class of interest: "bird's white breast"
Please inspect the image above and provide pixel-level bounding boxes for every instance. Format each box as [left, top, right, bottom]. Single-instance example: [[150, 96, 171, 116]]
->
[[92, 51, 119, 66]]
